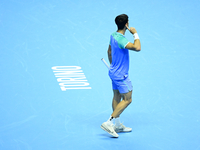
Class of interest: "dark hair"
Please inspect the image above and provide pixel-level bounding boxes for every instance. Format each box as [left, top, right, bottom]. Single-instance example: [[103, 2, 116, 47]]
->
[[115, 14, 129, 30]]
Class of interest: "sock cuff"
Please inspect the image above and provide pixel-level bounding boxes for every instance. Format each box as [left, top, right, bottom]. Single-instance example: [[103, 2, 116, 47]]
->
[[109, 116, 114, 121]]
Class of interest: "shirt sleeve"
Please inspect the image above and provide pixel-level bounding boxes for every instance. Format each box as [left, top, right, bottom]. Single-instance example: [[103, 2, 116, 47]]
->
[[118, 36, 129, 49]]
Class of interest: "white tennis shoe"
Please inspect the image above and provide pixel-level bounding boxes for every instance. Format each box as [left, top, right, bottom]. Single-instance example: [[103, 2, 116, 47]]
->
[[101, 122, 119, 138], [114, 123, 132, 133]]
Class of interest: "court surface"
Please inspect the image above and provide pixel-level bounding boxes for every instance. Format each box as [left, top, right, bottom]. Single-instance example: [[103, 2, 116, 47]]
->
[[0, 0, 200, 149]]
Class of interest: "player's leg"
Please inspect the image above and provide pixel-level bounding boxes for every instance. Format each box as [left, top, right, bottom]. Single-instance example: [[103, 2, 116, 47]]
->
[[111, 90, 132, 118], [112, 90, 133, 132], [112, 77, 133, 132], [100, 82, 120, 137], [100, 78, 132, 137], [112, 90, 122, 114]]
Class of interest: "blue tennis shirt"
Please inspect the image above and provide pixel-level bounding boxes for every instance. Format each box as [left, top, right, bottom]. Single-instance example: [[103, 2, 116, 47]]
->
[[109, 32, 130, 80]]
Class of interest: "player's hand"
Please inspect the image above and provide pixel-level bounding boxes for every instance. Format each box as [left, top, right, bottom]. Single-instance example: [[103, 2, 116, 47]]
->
[[126, 25, 137, 34]]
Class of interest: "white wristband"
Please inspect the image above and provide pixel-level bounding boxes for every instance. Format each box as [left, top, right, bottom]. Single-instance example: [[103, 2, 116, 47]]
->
[[133, 33, 139, 40]]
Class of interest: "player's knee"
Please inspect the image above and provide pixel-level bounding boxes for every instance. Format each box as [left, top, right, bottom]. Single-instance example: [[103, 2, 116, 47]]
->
[[128, 98, 132, 104], [124, 98, 132, 105]]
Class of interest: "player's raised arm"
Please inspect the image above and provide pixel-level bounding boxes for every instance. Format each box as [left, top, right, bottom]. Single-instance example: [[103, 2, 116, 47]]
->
[[125, 25, 141, 51]]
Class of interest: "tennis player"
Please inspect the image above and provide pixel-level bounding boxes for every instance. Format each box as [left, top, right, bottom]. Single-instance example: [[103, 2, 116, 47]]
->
[[101, 14, 141, 137]]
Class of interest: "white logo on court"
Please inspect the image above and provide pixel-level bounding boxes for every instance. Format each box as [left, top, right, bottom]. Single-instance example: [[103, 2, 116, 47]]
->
[[52, 66, 92, 91]]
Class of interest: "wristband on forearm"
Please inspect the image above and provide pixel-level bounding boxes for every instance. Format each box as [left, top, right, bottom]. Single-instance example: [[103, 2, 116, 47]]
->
[[133, 33, 139, 40]]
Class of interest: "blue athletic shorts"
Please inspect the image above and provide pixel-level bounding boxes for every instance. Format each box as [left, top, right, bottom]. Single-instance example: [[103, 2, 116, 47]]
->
[[111, 77, 133, 94]]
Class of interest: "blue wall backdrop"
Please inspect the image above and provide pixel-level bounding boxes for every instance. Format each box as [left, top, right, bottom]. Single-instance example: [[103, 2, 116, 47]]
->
[[0, 0, 200, 149]]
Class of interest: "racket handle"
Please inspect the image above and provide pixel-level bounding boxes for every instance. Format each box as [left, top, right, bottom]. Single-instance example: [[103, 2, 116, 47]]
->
[[101, 58, 110, 69]]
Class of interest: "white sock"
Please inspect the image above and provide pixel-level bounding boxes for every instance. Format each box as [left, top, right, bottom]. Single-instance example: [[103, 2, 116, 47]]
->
[[115, 117, 121, 127], [107, 116, 114, 125]]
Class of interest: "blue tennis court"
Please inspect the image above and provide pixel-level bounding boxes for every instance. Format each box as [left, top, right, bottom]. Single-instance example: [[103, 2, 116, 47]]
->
[[0, 0, 200, 149]]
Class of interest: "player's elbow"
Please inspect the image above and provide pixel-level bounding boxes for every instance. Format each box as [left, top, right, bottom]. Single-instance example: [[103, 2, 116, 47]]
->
[[127, 43, 141, 51], [107, 48, 111, 55], [135, 46, 141, 52], [108, 50, 111, 56], [135, 40, 141, 51]]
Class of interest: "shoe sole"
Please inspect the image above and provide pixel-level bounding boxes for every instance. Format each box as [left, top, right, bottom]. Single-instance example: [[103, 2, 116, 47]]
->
[[115, 129, 132, 133], [101, 124, 119, 138]]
